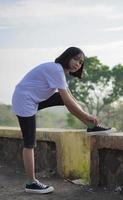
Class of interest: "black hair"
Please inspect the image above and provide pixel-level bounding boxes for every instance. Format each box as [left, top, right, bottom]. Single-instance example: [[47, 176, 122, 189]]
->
[[55, 47, 85, 79]]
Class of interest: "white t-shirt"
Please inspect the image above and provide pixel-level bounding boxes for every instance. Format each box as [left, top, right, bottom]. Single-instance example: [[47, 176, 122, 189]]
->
[[12, 62, 68, 117]]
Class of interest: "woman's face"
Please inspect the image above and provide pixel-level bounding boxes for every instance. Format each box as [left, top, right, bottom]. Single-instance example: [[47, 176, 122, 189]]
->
[[67, 53, 84, 73]]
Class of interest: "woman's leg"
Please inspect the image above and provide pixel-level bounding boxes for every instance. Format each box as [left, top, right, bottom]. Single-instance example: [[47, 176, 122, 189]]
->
[[17, 115, 54, 193], [23, 148, 35, 182], [17, 115, 36, 182], [38, 92, 64, 110]]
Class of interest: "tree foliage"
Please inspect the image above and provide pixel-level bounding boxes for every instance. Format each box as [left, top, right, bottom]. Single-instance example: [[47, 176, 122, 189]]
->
[[67, 56, 123, 116]]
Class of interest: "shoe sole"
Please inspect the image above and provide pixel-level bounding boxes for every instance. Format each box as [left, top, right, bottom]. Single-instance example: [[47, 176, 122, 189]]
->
[[86, 128, 117, 136], [25, 186, 54, 194]]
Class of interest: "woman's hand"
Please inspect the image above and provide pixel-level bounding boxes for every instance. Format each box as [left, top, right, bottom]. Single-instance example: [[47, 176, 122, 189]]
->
[[58, 89, 98, 127], [83, 113, 98, 127]]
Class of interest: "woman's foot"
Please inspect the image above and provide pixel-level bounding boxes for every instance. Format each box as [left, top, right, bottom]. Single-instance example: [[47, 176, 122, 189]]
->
[[25, 179, 54, 194], [87, 124, 116, 135]]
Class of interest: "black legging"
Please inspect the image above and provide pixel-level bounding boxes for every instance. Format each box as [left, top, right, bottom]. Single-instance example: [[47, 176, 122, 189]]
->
[[38, 92, 64, 110], [17, 92, 64, 148]]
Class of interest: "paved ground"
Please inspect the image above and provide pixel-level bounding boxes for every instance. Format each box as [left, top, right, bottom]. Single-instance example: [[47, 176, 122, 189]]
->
[[0, 165, 123, 200]]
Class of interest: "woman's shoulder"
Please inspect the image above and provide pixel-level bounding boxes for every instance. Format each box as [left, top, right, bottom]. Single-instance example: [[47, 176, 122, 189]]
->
[[42, 62, 63, 72], [42, 62, 61, 67]]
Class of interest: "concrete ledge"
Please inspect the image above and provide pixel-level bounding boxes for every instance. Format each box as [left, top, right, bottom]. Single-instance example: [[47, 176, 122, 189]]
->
[[2, 126, 123, 188], [90, 132, 123, 189], [0, 126, 90, 180]]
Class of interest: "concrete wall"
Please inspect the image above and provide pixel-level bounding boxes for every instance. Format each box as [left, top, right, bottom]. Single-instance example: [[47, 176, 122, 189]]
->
[[0, 126, 90, 181], [90, 132, 123, 189]]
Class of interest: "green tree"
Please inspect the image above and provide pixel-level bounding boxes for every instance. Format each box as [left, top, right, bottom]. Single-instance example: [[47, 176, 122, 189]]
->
[[109, 64, 123, 101], [99, 100, 123, 131], [66, 57, 123, 128]]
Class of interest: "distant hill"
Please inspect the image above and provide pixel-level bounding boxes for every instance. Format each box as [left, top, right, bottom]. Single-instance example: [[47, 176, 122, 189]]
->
[[0, 104, 69, 128], [0, 104, 18, 126]]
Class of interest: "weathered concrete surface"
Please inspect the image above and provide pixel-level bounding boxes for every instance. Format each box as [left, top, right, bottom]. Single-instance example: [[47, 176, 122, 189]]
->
[[90, 133, 123, 189], [0, 126, 90, 180], [0, 165, 122, 200]]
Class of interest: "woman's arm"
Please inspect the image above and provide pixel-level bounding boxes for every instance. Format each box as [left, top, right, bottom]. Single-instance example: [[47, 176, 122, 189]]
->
[[67, 88, 80, 104], [58, 88, 97, 126]]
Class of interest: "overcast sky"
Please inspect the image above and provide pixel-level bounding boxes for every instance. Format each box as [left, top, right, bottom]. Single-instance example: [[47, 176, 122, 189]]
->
[[0, 0, 123, 104]]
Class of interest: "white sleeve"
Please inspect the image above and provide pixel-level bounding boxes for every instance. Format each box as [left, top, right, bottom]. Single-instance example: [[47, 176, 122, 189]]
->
[[45, 64, 68, 90]]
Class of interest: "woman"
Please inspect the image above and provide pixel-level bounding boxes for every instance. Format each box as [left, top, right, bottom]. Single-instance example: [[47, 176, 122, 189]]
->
[[12, 47, 112, 194]]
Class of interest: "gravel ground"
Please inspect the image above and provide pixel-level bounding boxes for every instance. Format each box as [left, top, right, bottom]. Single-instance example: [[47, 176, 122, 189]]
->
[[0, 165, 123, 200]]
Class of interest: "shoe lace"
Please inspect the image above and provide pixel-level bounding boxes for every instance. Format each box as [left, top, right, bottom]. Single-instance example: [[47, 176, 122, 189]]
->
[[96, 124, 110, 130], [35, 180, 47, 188], [96, 124, 105, 128]]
